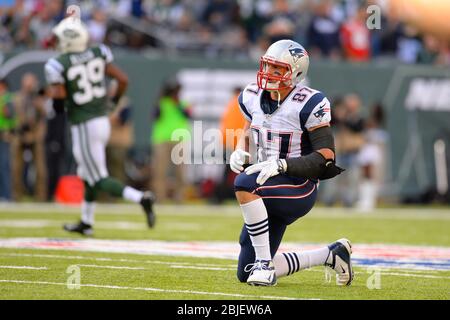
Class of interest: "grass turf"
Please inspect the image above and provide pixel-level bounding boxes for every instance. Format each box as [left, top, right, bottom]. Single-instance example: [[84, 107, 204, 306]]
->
[[0, 204, 449, 300]]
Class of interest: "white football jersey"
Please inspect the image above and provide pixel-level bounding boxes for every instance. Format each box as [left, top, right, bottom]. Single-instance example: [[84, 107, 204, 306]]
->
[[238, 83, 331, 162]]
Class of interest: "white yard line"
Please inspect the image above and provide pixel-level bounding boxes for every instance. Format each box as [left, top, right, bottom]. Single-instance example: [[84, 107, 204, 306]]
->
[[0, 220, 57, 228], [0, 253, 236, 268], [379, 272, 450, 279], [0, 220, 192, 231], [0, 219, 200, 231], [0, 265, 47, 270], [77, 264, 146, 270], [169, 265, 235, 271], [0, 279, 309, 300]]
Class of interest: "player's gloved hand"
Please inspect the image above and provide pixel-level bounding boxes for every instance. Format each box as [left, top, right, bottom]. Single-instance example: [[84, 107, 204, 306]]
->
[[245, 159, 287, 185], [230, 149, 251, 173]]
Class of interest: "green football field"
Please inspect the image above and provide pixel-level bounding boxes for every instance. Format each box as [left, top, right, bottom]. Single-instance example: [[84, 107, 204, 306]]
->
[[0, 203, 449, 300]]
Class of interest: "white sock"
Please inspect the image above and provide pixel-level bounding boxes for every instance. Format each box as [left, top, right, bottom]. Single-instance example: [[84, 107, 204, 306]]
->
[[122, 186, 143, 203], [81, 201, 96, 226], [240, 198, 271, 261], [273, 247, 330, 277]]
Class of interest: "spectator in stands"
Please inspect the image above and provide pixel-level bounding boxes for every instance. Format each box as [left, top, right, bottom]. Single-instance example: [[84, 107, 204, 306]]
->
[[0, 0, 449, 67], [87, 8, 108, 44], [264, 16, 295, 44], [417, 34, 450, 65], [115, 0, 148, 19], [340, 4, 371, 61], [0, 79, 16, 202], [16, 0, 62, 49], [0, 9, 15, 52], [396, 24, 422, 64], [307, 0, 341, 59], [201, 0, 240, 33], [11, 73, 47, 201], [151, 78, 192, 203]]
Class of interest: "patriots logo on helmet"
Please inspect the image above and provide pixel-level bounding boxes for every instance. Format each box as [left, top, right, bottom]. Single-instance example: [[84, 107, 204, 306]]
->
[[289, 48, 306, 63]]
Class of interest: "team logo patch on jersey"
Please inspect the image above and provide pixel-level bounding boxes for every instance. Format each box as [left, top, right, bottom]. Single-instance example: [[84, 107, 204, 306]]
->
[[313, 103, 328, 120], [289, 48, 306, 63]]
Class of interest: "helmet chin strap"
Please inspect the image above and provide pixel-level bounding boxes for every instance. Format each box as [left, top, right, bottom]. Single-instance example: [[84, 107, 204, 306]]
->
[[276, 90, 281, 107]]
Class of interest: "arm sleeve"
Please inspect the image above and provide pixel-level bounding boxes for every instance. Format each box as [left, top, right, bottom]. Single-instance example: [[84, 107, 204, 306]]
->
[[285, 126, 343, 180], [309, 125, 335, 154], [44, 58, 65, 84]]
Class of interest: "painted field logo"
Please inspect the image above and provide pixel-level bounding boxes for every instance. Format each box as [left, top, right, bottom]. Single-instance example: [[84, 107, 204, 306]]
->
[[2, 238, 450, 271]]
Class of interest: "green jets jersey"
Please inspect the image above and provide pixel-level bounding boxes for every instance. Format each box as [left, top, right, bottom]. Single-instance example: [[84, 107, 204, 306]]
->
[[44, 44, 114, 124]]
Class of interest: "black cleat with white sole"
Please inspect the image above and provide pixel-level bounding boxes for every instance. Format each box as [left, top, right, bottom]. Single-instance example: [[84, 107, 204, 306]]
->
[[325, 238, 354, 286], [63, 221, 93, 236], [140, 191, 156, 228]]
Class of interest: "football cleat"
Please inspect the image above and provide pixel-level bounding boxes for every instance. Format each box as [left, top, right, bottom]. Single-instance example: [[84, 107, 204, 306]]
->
[[63, 221, 93, 236], [140, 191, 156, 228], [245, 260, 277, 286], [325, 238, 354, 286]]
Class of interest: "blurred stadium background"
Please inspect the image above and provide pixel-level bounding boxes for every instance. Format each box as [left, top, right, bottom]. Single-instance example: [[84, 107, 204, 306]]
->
[[0, 0, 449, 300]]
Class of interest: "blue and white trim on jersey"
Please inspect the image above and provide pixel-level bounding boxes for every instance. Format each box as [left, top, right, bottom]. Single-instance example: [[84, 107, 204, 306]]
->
[[299, 91, 326, 131]]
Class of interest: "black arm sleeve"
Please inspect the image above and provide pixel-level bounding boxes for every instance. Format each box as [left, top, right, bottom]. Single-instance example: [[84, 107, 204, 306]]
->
[[309, 126, 335, 154], [285, 126, 344, 180], [53, 99, 65, 114]]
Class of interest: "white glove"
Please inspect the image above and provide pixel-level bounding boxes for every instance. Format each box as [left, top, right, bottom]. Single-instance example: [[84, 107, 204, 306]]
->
[[245, 159, 287, 185], [230, 149, 251, 173]]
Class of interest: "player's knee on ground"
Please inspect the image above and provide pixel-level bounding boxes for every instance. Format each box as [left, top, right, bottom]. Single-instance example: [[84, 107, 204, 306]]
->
[[237, 267, 249, 282], [234, 172, 259, 193]]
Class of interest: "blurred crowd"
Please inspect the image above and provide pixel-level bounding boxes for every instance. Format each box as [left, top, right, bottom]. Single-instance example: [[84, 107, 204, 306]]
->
[[1, 0, 450, 65]]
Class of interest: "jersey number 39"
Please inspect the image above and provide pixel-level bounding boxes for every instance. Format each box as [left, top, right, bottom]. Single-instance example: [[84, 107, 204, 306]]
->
[[67, 58, 106, 105]]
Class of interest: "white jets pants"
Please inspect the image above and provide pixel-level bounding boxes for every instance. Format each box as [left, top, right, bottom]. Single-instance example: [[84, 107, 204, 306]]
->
[[71, 116, 110, 186]]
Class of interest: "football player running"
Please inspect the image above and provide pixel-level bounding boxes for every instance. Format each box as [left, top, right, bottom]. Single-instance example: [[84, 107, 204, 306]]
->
[[44, 16, 155, 236], [231, 39, 353, 286]]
